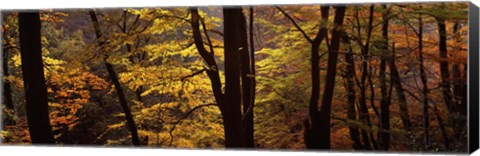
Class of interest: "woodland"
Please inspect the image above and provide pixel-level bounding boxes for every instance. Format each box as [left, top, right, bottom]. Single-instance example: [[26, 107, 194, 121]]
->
[[1, 2, 469, 152]]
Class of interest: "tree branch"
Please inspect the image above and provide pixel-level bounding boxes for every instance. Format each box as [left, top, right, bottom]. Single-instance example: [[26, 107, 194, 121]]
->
[[168, 103, 217, 146], [275, 6, 313, 43], [180, 68, 207, 82]]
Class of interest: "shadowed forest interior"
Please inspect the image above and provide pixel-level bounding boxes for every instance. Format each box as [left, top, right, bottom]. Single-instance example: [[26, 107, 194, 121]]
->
[[1, 2, 469, 152]]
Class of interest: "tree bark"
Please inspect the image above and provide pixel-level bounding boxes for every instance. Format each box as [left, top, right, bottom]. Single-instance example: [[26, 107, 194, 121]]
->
[[417, 17, 430, 148], [240, 7, 256, 148], [223, 8, 245, 148], [316, 6, 347, 149], [18, 12, 55, 144], [89, 10, 140, 146], [452, 22, 467, 115], [305, 6, 329, 149], [437, 18, 453, 113], [341, 33, 362, 149], [389, 49, 412, 133], [378, 4, 390, 150]]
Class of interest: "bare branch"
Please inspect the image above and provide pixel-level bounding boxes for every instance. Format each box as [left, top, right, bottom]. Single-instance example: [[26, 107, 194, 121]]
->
[[275, 6, 313, 43], [180, 68, 207, 82], [168, 103, 217, 146]]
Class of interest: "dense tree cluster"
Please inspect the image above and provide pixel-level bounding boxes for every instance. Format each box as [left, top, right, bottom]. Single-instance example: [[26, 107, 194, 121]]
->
[[1, 2, 468, 152]]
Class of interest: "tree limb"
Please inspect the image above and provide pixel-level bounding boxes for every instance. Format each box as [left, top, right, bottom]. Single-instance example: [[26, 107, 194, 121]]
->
[[168, 103, 217, 146], [275, 6, 313, 43]]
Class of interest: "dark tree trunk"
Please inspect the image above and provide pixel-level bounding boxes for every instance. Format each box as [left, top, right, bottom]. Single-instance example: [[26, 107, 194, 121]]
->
[[389, 49, 412, 134], [378, 4, 390, 150], [305, 6, 329, 149], [341, 33, 362, 149], [223, 8, 245, 148], [316, 6, 347, 149], [2, 45, 14, 111], [385, 8, 411, 136], [436, 18, 453, 113], [354, 5, 376, 150], [89, 10, 140, 146], [240, 7, 256, 148], [417, 17, 430, 148], [452, 22, 467, 116], [190, 8, 232, 146], [238, 7, 253, 147], [389, 42, 414, 146], [190, 8, 224, 107], [18, 12, 55, 144]]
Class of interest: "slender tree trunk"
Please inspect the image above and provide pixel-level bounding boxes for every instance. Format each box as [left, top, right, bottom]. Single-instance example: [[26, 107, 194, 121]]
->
[[316, 6, 347, 149], [241, 7, 256, 148], [355, 5, 376, 150], [341, 33, 362, 149], [189, 9, 229, 146], [417, 17, 430, 148], [190, 8, 223, 106], [389, 42, 414, 147], [384, 10, 412, 136], [436, 18, 453, 112], [239, 7, 253, 147], [18, 12, 55, 144], [389, 54, 412, 133], [451, 22, 467, 115], [305, 6, 329, 149], [89, 10, 140, 146], [378, 4, 390, 150]]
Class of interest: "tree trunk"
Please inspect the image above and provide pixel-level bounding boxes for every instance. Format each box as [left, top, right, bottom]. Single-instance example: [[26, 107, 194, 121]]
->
[[417, 17, 430, 148], [389, 50, 412, 133], [89, 10, 140, 146], [452, 22, 467, 115], [378, 4, 390, 150], [305, 6, 329, 149], [239, 7, 253, 147], [190, 8, 233, 147], [223, 8, 245, 148], [437, 18, 453, 112], [341, 33, 362, 149], [354, 5, 376, 150], [18, 12, 55, 144], [241, 7, 256, 148], [317, 6, 347, 149]]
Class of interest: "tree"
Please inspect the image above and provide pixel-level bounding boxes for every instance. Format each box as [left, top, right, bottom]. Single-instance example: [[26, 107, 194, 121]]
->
[[89, 10, 141, 146], [377, 4, 391, 150], [189, 7, 254, 148], [315, 5, 347, 149], [18, 11, 55, 144]]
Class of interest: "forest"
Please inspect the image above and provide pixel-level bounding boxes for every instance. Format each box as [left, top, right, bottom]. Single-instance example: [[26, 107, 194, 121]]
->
[[1, 2, 469, 152]]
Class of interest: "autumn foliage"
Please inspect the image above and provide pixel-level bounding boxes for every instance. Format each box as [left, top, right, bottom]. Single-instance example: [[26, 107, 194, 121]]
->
[[1, 2, 469, 153]]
